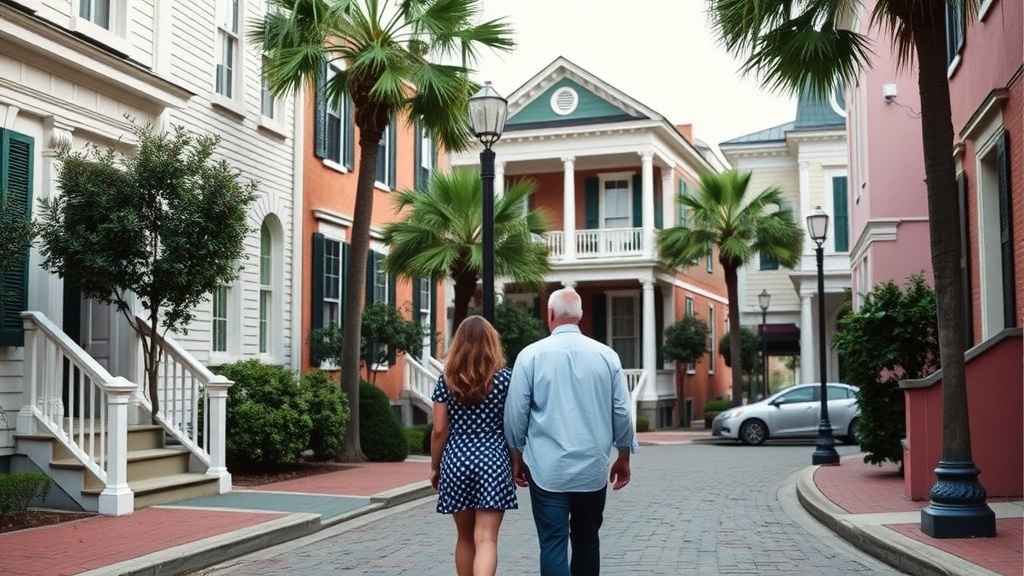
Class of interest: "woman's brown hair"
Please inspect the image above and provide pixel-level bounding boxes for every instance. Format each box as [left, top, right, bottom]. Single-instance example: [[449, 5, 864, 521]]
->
[[443, 315, 506, 404]]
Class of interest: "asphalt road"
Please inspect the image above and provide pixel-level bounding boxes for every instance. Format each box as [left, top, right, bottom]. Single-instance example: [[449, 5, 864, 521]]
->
[[195, 442, 905, 575]]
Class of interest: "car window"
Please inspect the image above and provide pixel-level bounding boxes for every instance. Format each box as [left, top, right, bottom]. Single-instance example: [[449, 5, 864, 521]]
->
[[776, 387, 814, 405], [826, 386, 851, 400]]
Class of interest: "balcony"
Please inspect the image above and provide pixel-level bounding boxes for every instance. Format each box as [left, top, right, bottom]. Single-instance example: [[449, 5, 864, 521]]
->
[[546, 227, 647, 261]]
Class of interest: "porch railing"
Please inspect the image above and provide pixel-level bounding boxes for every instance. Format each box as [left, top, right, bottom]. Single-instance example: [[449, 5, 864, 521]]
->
[[132, 318, 232, 492], [546, 228, 645, 260], [624, 369, 647, 432], [404, 355, 440, 408], [18, 311, 137, 515]]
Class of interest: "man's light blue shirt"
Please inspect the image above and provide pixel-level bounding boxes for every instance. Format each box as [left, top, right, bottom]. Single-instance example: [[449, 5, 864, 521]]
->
[[504, 324, 638, 492]]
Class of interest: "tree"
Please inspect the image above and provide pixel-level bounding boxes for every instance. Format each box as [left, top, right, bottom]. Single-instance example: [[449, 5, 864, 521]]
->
[[382, 167, 550, 329], [36, 124, 256, 421], [718, 325, 759, 392], [253, 0, 514, 461], [708, 0, 986, 535], [662, 314, 710, 425], [308, 301, 424, 385], [833, 274, 938, 466], [657, 169, 803, 407], [493, 299, 545, 368]]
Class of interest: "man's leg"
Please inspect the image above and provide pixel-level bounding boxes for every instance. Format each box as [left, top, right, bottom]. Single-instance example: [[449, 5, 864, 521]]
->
[[568, 487, 607, 576], [529, 483, 571, 576]]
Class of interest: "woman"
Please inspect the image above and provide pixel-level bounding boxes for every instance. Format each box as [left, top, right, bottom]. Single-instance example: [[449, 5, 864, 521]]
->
[[431, 315, 517, 576]]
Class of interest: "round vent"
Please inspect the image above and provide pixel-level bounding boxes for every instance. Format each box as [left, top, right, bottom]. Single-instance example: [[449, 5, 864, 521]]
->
[[550, 87, 578, 116]]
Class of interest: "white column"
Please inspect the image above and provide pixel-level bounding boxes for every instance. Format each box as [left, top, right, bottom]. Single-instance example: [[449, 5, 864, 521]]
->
[[495, 160, 506, 198], [799, 161, 812, 265], [800, 294, 815, 383], [37, 121, 72, 320], [641, 278, 657, 402], [205, 375, 233, 492], [639, 151, 655, 257], [661, 169, 674, 229], [562, 156, 576, 260], [98, 377, 137, 516]]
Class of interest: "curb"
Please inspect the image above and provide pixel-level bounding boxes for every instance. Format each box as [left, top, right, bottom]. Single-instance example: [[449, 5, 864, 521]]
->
[[371, 480, 434, 508], [794, 466, 1001, 576], [78, 513, 322, 576]]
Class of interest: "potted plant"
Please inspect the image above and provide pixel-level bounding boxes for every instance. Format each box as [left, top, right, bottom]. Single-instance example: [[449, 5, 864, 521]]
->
[[703, 397, 732, 429]]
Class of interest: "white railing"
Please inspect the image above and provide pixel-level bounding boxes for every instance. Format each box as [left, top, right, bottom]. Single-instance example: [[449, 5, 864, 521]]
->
[[404, 355, 441, 407], [18, 312, 136, 515], [132, 318, 232, 491], [546, 228, 645, 260], [624, 369, 647, 432]]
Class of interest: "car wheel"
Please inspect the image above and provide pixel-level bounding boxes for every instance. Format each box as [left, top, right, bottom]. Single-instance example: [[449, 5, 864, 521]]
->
[[740, 420, 768, 445], [844, 418, 860, 445]]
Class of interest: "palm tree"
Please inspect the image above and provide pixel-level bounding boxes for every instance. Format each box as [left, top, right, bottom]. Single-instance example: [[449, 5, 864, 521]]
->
[[252, 0, 513, 461], [657, 169, 803, 407], [707, 0, 989, 536], [382, 167, 550, 329]]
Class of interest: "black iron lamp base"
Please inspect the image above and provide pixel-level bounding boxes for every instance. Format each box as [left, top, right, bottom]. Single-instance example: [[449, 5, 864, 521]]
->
[[921, 461, 996, 538], [811, 424, 840, 465]]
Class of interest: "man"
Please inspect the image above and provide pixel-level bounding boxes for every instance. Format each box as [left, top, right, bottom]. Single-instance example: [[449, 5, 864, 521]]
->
[[504, 287, 637, 576]]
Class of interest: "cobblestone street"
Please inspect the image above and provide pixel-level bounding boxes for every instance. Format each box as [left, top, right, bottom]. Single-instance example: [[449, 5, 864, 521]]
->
[[196, 442, 904, 575]]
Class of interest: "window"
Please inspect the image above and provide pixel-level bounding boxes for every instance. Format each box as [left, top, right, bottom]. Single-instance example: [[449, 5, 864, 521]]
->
[[414, 123, 436, 189], [366, 250, 395, 369], [684, 297, 695, 373], [322, 238, 342, 327], [418, 277, 432, 359], [945, 0, 965, 68], [375, 119, 397, 188], [260, 56, 275, 119], [373, 255, 388, 304], [832, 176, 849, 252], [322, 65, 355, 168], [216, 0, 241, 99], [0, 129, 33, 347], [610, 295, 639, 369], [211, 285, 228, 353], [678, 180, 689, 228], [826, 385, 854, 400], [603, 178, 631, 228], [259, 222, 272, 354], [759, 252, 779, 270], [79, 0, 110, 28], [707, 305, 715, 372], [776, 386, 814, 405], [705, 242, 713, 273], [977, 130, 1016, 337]]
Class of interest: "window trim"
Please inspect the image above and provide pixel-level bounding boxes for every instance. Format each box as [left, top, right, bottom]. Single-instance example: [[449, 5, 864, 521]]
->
[[213, 0, 245, 110], [374, 118, 397, 190], [607, 291, 640, 370], [598, 172, 634, 229], [684, 296, 696, 374], [70, 0, 131, 55], [707, 305, 715, 374]]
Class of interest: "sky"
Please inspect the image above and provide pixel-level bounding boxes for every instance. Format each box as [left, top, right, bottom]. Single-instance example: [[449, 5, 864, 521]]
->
[[472, 0, 797, 150]]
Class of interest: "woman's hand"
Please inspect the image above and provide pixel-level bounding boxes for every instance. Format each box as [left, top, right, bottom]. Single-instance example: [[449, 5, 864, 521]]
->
[[430, 468, 440, 490]]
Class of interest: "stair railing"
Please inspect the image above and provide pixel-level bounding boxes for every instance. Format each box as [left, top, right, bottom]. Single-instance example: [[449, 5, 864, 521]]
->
[[624, 369, 647, 432], [404, 355, 440, 408], [131, 318, 232, 492], [17, 311, 136, 515]]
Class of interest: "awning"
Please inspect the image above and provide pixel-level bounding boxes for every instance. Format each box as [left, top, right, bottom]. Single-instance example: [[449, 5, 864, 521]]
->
[[758, 323, 801, 355]]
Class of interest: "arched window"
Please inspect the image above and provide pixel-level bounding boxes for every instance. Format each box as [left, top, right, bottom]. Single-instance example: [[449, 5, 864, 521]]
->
[[259, 221, 272, 354]]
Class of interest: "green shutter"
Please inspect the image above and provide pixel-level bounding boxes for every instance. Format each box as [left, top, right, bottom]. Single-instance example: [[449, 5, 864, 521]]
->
[[411, 276, 422, 325], [340, 242, 350, 328], [365, 250, 376, 305], [584, 177, 599, 229], [678, 180, 688, 228], [832, 176, 849, 252], [343, 95, 355, 169], [413, 124, 423, 189], [388, 271, 397, 364], [429, 282, 438, 358], [310, 233, 326, 364], [631, 173, 642, 228], [388, 119, 397, 187], [654, 178, 663, 229], [0, 130, 33, 347], [313, 59, 328, 159], [592, 293, 607, 344], [995, 130, 1016, 328]]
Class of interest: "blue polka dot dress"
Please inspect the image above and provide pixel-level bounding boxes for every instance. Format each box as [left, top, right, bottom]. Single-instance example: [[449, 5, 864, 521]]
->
[[432, 367, 518, 514]]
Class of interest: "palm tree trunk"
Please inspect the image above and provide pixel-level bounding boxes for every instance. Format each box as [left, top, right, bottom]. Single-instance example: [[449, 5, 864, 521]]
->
[[451, 271, 478, 331], [336, 131, 383, 463], [724, 264, 743, 407], [913, 5, 994, 537]]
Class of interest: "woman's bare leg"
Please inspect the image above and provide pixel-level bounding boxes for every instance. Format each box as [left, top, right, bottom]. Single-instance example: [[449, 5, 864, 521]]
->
[[472, 510, 506, 576], [453, 510, 477, 576]]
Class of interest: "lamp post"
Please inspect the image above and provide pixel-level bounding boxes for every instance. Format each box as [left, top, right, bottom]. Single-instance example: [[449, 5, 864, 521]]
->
[[758, 289, 770, 399], [468, 81, 508, 324], [807, 206, 839, 466]]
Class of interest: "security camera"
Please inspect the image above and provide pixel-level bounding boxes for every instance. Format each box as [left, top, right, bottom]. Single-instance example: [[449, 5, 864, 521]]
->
[[882, 84, 897, 103]]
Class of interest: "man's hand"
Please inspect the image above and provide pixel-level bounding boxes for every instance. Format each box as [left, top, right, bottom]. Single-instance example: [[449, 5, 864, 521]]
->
[[609, 454, 631, 490], [511, 450, 530, 487]]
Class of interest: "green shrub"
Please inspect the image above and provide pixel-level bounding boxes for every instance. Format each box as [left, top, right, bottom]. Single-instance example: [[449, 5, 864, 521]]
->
[[216, 360, 312, 471], [636, 414, 651, 432], [703, 398, 731, 413], [300, 370, 350, 461], [0, 471, 52, 514], [494, 299, 545, 368], [405, 424, 430, 455], [833, 274, 938, 466], [422, 421, 433, 454], [359, 380, 409, 462]]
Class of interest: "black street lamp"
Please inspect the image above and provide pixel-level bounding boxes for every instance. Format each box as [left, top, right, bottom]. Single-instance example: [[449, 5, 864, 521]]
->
[[468, 81, 508, 324], [758, 289, 770, 399], [807, 206, 839, 466]]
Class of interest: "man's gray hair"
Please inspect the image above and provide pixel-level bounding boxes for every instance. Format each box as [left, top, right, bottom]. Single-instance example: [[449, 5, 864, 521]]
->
[[548, 288, 583, 320]]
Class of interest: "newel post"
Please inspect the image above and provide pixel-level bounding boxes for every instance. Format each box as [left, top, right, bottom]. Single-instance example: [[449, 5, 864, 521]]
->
[[99, 376, 138, 516], [205, 375, 233, 492]]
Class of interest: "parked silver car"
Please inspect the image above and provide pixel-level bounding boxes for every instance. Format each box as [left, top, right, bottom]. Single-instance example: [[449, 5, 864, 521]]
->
[[711, 383, 860, 445]]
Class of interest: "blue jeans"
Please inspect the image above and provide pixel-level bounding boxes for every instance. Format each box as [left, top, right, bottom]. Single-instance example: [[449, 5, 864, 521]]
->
[[528, 483, 607, 576]]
